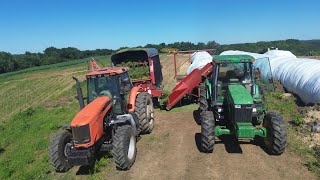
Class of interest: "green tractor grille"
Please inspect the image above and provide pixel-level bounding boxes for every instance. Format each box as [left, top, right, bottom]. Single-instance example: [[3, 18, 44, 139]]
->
[[233, 105, 253, 122]]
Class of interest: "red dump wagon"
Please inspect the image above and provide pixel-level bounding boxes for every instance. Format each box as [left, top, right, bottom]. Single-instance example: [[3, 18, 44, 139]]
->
[[111, 48, 163, 102]]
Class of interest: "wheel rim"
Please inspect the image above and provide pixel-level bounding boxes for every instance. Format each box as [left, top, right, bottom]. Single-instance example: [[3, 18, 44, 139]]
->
[[63, 143, 71, 160], [147, 104, 154, 128], [127, 135, 135, 160]]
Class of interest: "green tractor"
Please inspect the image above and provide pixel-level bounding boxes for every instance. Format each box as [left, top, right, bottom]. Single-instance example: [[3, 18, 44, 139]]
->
[[199, 55, 286, 155]]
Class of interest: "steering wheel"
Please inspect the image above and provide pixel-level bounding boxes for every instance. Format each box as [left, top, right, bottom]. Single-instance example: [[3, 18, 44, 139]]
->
[[99, 90, 112, 99]]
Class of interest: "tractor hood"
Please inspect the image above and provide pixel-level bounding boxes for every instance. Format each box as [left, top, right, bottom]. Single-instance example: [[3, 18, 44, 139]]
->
[[228, 84, 253, 105], [71, 96, 112, 127]]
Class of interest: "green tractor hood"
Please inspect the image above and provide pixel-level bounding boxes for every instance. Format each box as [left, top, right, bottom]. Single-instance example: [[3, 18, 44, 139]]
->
[[228, 84, 253, 105]]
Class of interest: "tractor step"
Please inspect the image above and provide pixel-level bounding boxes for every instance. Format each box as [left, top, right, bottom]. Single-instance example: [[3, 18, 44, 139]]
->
[[100, 143, 113, 151]]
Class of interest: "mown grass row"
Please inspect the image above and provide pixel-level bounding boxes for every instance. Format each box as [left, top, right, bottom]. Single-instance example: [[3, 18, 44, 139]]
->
[[0, 56, 110, 123], [0, 75, 76, 123]]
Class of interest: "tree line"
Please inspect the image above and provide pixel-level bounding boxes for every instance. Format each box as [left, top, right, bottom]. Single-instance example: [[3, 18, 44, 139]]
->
[[1, 39, 319, 74], [141, 39, 320, 56], [0, 47, 113, 74]]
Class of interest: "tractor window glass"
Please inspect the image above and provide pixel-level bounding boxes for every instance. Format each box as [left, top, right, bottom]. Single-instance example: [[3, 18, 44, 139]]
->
[[87, 76, 119, 103], [120, 72, 133, 89], [217, 63, 253, 96]]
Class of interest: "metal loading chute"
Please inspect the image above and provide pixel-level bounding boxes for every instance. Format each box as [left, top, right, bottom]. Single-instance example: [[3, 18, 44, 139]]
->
[[166, 63, 213, 110]]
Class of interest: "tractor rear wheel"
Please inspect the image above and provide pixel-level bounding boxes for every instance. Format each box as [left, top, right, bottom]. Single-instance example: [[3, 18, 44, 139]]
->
[[48, 130, 73, 172], [199, 82, 208, 113], [112, 125, 137, 170], [135, 92, 154, 134], [263, 112, 287, 155], [200, 111, 215, 153]]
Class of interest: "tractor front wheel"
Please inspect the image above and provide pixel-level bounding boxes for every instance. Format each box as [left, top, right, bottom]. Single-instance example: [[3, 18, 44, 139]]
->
[[200, 111, 215, 153], [135, 92, 154, 134], [199, 82, 208, 113], [112, 125, 137, 170], [48, 130, 73, 172], [263, 112, 287, 155]]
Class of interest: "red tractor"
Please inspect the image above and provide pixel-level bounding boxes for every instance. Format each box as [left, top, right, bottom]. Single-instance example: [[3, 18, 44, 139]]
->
[[48, 67, 154, 171]]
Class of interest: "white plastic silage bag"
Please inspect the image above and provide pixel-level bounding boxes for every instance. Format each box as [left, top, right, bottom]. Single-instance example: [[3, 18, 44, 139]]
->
[[186, 52, 212, 74], [221, 50, 320, 104]]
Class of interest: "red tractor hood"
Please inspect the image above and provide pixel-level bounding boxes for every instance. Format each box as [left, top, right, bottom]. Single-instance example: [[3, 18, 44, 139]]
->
[[71, 96, 112, 127]]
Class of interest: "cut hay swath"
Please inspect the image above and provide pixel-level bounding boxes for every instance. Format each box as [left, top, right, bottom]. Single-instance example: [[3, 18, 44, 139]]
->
[[0, 68, 87, 123]]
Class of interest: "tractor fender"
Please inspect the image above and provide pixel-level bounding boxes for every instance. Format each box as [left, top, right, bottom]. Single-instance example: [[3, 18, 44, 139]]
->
[[111, 114, 138, 135], [128, 87, 143, 112]]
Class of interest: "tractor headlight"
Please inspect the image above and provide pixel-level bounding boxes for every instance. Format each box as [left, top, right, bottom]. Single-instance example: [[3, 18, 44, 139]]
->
[[252, 108, 257, 112], [235, 105, 241, 108]]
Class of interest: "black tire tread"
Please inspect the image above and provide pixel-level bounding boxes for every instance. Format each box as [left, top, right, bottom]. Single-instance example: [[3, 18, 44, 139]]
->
[[199, 82, 208, 112], [134, 92, 154, 134], [264, 112, 287, 155], [201, 111, 215, 153], [112, 125, 136, 170], [48, 130, 72, 172]]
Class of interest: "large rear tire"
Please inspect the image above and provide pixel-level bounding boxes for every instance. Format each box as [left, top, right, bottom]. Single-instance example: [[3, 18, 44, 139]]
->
[[135, 92, 154, 134], [200, 111, 215, 153], [263, 112, 287, 155], [48, 130, 73, 172], [112, 125, 137, 170], [199, 82, 208, 113]]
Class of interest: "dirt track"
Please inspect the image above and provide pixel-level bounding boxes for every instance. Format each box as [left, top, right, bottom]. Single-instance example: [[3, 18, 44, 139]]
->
[[99, 110, 315, 180]]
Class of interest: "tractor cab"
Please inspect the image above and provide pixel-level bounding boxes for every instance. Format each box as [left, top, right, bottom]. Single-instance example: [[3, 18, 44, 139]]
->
[[211, 55, 266, 124], [212, 55, 257, 103], [86, 67, 133, 114]]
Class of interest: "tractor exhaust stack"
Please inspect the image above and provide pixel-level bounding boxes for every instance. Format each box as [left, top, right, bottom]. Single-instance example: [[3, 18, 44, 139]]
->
[[72, 77, 85, 110]]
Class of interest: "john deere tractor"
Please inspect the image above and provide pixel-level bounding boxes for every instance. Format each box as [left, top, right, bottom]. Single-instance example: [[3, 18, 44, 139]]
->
[[48, 67, 154, 172], [199, 55, 287, 155]]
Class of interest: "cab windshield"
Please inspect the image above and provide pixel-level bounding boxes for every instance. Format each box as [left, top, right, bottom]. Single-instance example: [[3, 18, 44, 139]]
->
[[87, 75, 119, 103], [218, 62, 253, 84], [217, 62, 254, 97]]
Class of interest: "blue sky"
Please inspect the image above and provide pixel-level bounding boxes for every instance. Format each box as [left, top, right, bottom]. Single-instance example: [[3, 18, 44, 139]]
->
[[0, 0, 319, 54]]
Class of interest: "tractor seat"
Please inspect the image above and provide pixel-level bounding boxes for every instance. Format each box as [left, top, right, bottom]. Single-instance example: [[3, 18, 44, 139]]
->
[[224, 70, 239, 83]]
